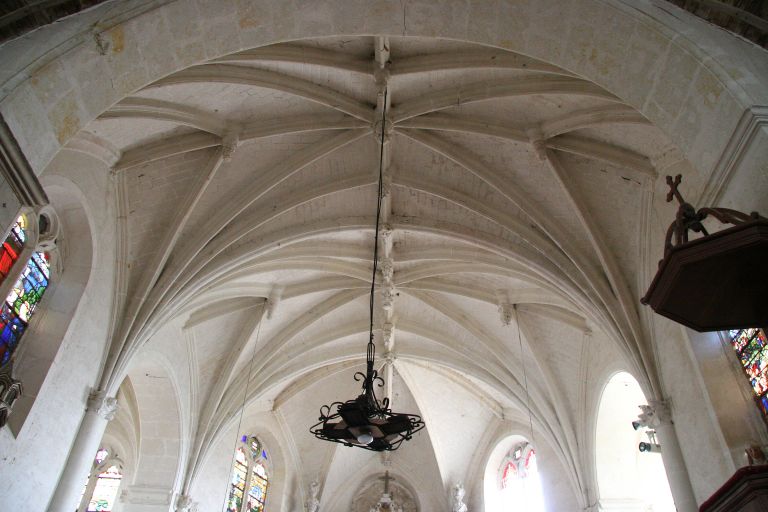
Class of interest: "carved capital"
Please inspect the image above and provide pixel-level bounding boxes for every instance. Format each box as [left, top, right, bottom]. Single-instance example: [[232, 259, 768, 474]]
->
[[175, 494, 198, 512], [221, 132, 240, 161], [647, 399, 672, 424], [87, 389, 119, 421]]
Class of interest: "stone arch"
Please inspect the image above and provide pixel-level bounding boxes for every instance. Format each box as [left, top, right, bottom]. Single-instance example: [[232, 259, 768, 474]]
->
[[190, 413, 291, 512], [1, 0, 763, 197], [7, 174, 94, 434], [99, 378, 140, 486], [594, 371, 674, 511], [122, 349, 183, 508]]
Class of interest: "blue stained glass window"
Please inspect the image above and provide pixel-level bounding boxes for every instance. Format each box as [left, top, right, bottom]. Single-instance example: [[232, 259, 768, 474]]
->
[[0, 216, 50, 367], [728, 328, 768, 421]]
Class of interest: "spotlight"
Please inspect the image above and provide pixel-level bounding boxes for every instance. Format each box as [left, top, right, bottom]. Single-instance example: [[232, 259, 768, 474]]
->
[[631, 421, 641, 430], [639, 442, 662, 453]]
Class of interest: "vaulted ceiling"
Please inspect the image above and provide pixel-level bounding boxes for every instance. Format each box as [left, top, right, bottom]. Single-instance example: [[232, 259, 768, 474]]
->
[[64, 35, 686, 510]]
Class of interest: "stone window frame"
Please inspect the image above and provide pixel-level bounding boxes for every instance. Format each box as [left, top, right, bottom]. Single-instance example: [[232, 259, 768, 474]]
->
[[0, 206, 60, 430], [226, 435, 272, 512], [76, 445, 125, 512], [718, 329, 768, 430]]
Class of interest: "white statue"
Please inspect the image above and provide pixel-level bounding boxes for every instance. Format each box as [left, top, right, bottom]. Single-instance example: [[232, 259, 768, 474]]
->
[[452, 482, 467, 512], [307, 480, 320, 512]]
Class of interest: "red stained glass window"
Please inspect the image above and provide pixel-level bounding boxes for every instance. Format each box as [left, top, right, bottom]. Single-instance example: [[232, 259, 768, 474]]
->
[[0, 217, 26, 285]]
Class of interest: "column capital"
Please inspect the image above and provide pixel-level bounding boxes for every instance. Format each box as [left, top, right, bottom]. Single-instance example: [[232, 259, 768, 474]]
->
[[175, 493, 198, 512], [87, 389, 118, 421], [647, 399, 672, 424]]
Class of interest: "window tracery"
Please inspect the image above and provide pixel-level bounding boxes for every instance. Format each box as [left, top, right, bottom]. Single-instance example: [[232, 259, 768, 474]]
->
[[497, 442, 544, 511], [226, 436, 269, 512], [728, 328, 768, 421], [77, 447, 124, 512]]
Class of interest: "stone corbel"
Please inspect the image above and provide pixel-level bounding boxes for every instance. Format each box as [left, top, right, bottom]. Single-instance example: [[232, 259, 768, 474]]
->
[[526, 128, 547, 161], [498, 303, 514, 326], [495, 290, 515, 326], [647, 399, 672, 425], [175, 493, 198, 512], [266, 284, 284, 320], [221, 130, 240, 162], [87, 389, 119, 421]]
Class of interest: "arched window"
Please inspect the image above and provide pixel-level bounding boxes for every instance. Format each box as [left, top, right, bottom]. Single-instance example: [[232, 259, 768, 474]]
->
[[497, 441, 544, 511], [77, 447, 124, 512], [226, 435, 270, 512], [595, 372, 674, 511], [0, 214, 52, 427], [0, 215, 50, 367], [727, 328, 768, 421]]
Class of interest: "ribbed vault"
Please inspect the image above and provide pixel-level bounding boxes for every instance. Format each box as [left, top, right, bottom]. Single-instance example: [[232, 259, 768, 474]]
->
[[69, 35, 689, 510]]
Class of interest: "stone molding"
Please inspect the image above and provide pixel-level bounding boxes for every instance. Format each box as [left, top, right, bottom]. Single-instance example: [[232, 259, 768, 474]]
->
[[698, 105, 768, 206], [120, 485, 173, 505], [0, 114, 47, 208]]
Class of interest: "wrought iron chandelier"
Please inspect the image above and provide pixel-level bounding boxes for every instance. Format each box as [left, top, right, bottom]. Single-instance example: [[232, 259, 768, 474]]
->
[[309, 89, 425, 451]]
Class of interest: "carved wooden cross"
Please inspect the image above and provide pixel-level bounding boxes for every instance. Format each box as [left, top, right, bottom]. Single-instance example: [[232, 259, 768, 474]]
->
[[666, 174, 685, 204]]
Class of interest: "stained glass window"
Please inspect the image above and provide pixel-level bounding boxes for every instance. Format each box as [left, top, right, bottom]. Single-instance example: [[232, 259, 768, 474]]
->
[[226, 437, 269, 512], [87, 465, 122, 512], [728, 328, 768, 420], [247, 462, 268, 512], [498, 443, 544, 511], [0, 216, 50, 367], [78, 448, 123, 512], [0, 216, 25, 284]]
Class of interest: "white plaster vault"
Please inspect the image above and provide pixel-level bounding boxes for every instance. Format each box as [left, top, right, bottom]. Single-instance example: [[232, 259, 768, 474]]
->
[[0, 1, 767, 511]]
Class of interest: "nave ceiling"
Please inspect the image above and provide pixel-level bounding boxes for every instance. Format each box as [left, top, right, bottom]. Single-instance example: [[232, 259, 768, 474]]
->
[[54, 34, 699, 510]]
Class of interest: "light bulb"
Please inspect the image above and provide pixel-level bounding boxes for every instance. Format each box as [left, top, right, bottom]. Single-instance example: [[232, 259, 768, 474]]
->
[[356, 429, 374, 445]]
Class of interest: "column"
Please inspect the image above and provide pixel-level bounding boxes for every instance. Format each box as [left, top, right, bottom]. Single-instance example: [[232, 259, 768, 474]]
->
[[48, 389, 118, 512], [650, 400, 698, 512]]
